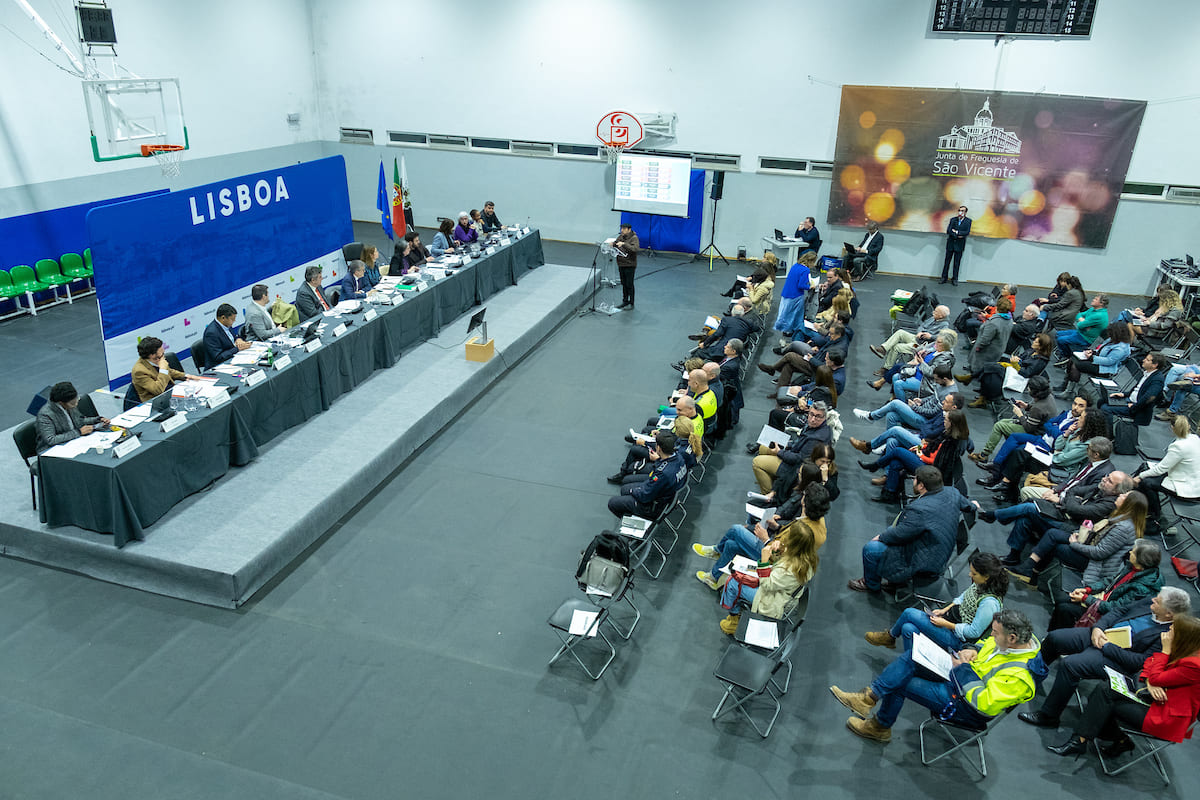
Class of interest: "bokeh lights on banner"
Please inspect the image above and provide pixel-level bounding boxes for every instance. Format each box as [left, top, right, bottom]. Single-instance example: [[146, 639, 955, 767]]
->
[[828, 87, 1146, 249]]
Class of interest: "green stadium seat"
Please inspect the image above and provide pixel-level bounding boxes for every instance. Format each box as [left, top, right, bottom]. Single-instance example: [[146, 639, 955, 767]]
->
[[34, 258, 75, 304], [8, 265, 49, 315], [61, 252, 92, 278]]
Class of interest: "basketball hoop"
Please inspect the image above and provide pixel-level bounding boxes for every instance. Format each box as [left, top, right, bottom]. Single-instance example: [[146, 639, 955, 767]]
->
[[597, 111, 642, 164], [141, 144, 184, 178], [603, 144, 627, 164]]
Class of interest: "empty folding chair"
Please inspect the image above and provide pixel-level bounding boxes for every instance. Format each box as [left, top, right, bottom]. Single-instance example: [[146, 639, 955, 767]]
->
[[711, 619, 802, 738], [12, 420, 40, 510], [547, 598, 616, 681]]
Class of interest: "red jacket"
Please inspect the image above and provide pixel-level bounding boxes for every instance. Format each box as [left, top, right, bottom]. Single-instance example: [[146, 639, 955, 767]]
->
[[1141, 652, 1200, 742]]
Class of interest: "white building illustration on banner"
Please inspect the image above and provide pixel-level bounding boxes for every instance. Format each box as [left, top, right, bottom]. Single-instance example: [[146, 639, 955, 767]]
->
[[937, 99, 1022, 155]]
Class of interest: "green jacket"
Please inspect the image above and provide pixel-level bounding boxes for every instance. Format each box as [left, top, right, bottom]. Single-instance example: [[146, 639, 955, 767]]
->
[[1074, 307, 1109, 343], [956, 635, 1041, 718]]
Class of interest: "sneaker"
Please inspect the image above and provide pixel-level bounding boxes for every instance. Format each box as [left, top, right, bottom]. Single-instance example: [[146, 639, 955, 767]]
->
[[692, 543, 719, 559], [830, 685, 877, 718], [864, 631, 896, 648], [854, 408, 871, 420], [719, 614, 741, 635], [696, 571, 719, 589]]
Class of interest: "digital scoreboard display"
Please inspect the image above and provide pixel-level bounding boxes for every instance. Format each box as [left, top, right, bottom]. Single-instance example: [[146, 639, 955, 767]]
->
[[931, 0, 1096, 37]]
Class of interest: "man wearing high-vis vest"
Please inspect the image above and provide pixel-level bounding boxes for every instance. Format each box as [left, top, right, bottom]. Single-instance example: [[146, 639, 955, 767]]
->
[[829, 609, 1045, 743]]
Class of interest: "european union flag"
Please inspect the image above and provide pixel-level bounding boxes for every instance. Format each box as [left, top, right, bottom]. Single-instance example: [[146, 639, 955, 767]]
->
[[376, 161, 394, 240]]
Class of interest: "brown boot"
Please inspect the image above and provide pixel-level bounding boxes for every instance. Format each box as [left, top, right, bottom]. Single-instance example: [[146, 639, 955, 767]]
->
[[850, 437, 871, 454], [870, 476, 886, 486], [830, 685, 877, 718], [864, 630, 897, 648], [847, 715, 892, 743], [757, 363, 776, 376], [868, 378, 885, 391], [968, 396, 987, 408]]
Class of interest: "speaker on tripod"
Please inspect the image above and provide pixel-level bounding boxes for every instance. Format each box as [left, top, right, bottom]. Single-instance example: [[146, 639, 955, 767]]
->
[[710, 171, 724, 200], [698, 171, 728, 267]]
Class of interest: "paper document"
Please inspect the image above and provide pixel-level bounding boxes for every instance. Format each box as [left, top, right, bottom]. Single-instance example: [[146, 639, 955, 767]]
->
[[892, 290, 914, 300], [720, 555, 758, 577], [803, 320, 819, 330], [911, 632, 953, 680], [704, 315, 720, 330], [628, 428, 650, 444], [619, 515, 651, 539], [568, 609, 600, 637], [745, 504, 776, 521], [1023, 442, 1054, 465], [110, 407, 151, 428], [744, 619, 780, 649], [756, 424, 791, 448], [1104, 625, 1133, 649], [1094, 378, 1118, 388], [211, 365, 241, 375], [736, 275, 749, 283], [1073, 350, 1089, 360], [333, 300, 361, 313], [1104, 666, 1148, 705], [229, 352, 260, 366]]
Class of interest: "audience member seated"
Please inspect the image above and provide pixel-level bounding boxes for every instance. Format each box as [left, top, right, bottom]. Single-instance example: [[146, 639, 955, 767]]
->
[[203, 303, 250, 366], [1006, 489, 1145, 587], [868, 330, 956, 396], [971, 331, 1052, 408], [972, 375, 1057, 462], [431, 219, 457, 256], [605, 431, 687, 520], [1133, 416, 1200, 530], [608, 409, 702, 484], [687, 299, 760, 362], [757, 323, 847, 385], [750, 401, 832, 492], [340, 260, 377, 301], [130, 336, 200, 402], [772, 252, 817, 345], [854, 364, 957, 433], [841, 220, 884, 279], [1033, 272, 1072, 309], [480, 201, 502, 233], [1041, 274, 1086, 330], [453, 211, 478, 245], [772, 358, 842, 423], [721, 252, 776, 299], [869, 305, 950, 368], [1158, 362, 1200, 422], [715, 339, 745, 432], [958, 284, 1017, 341], [693, 483, 830, 591], [847, 466, 974, 593], [34, 381, 108, 453], [814, 270, 843, 314], [1119, 286, 1183, 337], [1055, 322, 1132, 398], [1053, 293, 1110, 359], [1021, 588, 1191, 730], [360, 245, 383, 286], [742, 269, 775, 317], [469, 209, 486, 238], [1048, 539, 1163, 630], [858, 409, 970, 503], [797, 309, 852, 353], [955, 295, 1013, 384], [850, 391, 964, 458], [978, 402, 1108, 500], [294, 265, 332, 320], [1007, 303, 1046, 355], [714, 520, 821, 635], [1097, 352, 1168, 424], [830, 610, 1042, 743], [1047, 614, 1200, 759], [759, 443, 840, 517], [864, 552, 1009, 653], [403, 231, 429, 271], [241, 284, 286, 343], [795, 215, 821, 255]]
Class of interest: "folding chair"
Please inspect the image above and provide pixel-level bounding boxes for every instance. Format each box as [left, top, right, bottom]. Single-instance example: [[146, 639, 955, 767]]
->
[[547, 598, 616, 681], [1158, 494, 1200, 556], [731, 584, 810, 693], [12, 420, 40, 510], [711, 617, 802, 738], [585, 559, 640, 641], [618, 519, 665, 580], [1094, 716, 1197, 786], [919, 704, 1017, 777]]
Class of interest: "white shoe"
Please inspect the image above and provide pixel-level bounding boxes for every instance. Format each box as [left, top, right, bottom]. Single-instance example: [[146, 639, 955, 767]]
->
[[696, 571, 719, 589], [854, 408, 871, 420], [872, 446, 886, 455], [692, 543, 719, 559]]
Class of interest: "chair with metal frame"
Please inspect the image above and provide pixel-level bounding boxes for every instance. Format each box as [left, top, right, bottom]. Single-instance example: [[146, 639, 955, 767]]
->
[[711, 608, 804, 738], [919, 704, 1018, 777], [13, 420, 40, 510], [730, 583, 810, 694], [546, 598, 616, 681], [1094, 714, 1197, 786]]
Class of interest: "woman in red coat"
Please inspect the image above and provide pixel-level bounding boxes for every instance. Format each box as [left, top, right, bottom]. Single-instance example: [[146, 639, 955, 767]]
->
[[1048, 614, 1200, 757]]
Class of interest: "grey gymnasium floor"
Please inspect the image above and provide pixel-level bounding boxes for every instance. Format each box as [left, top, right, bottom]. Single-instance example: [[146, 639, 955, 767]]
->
[[0, 226, 1193, 799]]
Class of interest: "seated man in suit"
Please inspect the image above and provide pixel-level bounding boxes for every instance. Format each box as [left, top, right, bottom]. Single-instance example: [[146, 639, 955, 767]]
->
[[1020, 587, 1190, 729], [842, 220, 884, 279], [1098, 352, 1168, 424], [35, 381, 108, 453], [130, 336, 200, 401], [242, 284, 286, 342], [848, 466, 973, 593], [340, 260, 378, 302], [686, 299, 761, 362], [203, 303, 250, 366], [757, 323, 848, 385], [294, 265, 332, 321], [718, 339, 745, 430]]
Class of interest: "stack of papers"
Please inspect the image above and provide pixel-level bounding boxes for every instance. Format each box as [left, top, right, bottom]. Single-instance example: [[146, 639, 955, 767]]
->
[[756, 425, 791, 448], [744, 619, 780, 649], [720, 555, 758, 577], [911, 632, 953, 679], [568, 609, 600, 637], [334, 300, 361, 313], [42, 430, 122, 459], [110, 407, 151, 428], [1023, 442, 1053, 465]]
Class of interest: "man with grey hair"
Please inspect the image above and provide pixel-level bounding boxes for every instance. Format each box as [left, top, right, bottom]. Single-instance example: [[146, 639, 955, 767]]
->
[[717, 339, 745, 433], [686, 299, 761, 362], [294, 265, 331, 320], [832, 609, 1042, 743], [1020, 585, 1190, 729], [869, 304, 951, 367]]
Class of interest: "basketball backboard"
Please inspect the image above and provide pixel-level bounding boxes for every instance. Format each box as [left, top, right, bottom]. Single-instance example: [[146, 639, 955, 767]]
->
[[82, 77, 187, 161]]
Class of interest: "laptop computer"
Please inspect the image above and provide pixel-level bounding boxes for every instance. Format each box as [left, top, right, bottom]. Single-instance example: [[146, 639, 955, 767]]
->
[[774, 228, 786, 241], [149, 388, 175, 423]]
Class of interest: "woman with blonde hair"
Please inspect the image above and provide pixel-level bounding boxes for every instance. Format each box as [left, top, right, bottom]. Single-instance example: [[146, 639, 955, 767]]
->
[[817, 289, 851, 324], [361, 245, 382, 286], [714, 519, 820, 634], [1134, 414, 1200, 530]]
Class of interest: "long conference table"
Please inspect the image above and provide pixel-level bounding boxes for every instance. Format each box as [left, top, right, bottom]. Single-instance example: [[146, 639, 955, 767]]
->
[[38, 231, 545, 546]]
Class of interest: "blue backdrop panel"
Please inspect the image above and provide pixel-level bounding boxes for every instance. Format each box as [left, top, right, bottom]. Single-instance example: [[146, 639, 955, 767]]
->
[[0, 190, 166, 268], [620, 169, 704, 254], [88, 156, 353, 340]]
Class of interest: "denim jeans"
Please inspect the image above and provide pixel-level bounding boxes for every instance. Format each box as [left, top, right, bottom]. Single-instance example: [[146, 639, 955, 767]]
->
[[891, 375, 922, 400], [889, 607, 965, 652], [992, 432, 1046, 470], [870, 425, 922, 451], [713, 524, 765, 576], [721, 577, 757, 612], [873, 399, 926, 430], [871, 648, 956, 728], [1056, 329, 1090, 357], [877, 442, 924, 492], [862, 539, 889, 590]]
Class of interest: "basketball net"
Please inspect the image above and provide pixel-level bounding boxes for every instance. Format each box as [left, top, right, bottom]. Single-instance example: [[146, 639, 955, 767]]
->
[[604, 144, 627, 164], [141, 144, 184, 178]]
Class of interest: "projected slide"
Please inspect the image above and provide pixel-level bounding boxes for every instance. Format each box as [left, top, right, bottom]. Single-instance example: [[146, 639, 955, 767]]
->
[[613, 153, 692, 217]]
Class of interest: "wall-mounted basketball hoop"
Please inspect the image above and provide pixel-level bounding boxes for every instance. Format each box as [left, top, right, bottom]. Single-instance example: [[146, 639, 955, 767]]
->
[[597, 111, 643, 164], [141, 144, 185, 178], [83, 77, 188, 171]]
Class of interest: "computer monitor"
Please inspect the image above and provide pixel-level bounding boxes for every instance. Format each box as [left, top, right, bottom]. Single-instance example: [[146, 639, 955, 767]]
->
[[466, 307, 487, 342]]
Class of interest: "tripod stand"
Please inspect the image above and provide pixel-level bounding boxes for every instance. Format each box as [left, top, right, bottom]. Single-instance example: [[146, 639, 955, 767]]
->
[[697, 192, 728, 270], [578, 242, 620, 317]]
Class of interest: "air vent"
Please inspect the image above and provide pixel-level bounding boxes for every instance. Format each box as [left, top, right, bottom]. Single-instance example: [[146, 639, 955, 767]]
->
[[388, 131, 428, 145], [809, 161, 835, 176], [511, 140, 554, 156], [339, 127, 374, 144], [1121, 182, 1165, 197], [556, 143, 599, 158], [692, 152, 740, 170], [428, 134, 468, 149], [471, 137, 510, 151], [1165, 185, 1200, 203], [760, 157, 809, 172]]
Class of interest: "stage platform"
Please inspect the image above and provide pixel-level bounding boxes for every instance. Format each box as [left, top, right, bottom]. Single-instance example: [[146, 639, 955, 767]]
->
[[0, 264, 592, 608]]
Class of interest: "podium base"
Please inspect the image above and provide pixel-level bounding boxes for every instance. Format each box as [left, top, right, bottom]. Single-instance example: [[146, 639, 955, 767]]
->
[[465, 336, 495, 362]]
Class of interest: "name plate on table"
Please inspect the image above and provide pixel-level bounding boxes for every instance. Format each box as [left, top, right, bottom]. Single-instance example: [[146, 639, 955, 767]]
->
[[363, 308, 378, 322], [485, 245, 496, 255], [459, 255, 471, 266], [206, 389, 230, 409], [332, 323, 348, 337], [522, 226, 530, 235], [273, 354, 292, 370], [113, 436, 141, 459], [244, 370, 267, 387], [160, 412, 188, 433], [304, 339, 322, 353], [416, 281, 429, 291], [500, 238, 511, 247]]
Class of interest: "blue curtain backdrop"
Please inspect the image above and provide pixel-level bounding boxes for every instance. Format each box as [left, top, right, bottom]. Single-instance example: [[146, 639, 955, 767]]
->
[[620, 168, 704, 253]]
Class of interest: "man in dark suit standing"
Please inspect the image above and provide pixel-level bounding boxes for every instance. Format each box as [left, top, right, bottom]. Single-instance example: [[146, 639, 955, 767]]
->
[[940, 205, 972, 286], [843, 221, 884, 279], [294, 265, 332, 321], [203, 303, 250, 366]]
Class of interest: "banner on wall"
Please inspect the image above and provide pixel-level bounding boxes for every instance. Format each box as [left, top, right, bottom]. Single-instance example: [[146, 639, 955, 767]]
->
[[828, 86, 1146, 249], [88, 155, 354, 388]]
